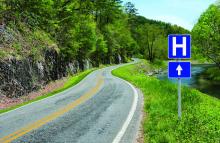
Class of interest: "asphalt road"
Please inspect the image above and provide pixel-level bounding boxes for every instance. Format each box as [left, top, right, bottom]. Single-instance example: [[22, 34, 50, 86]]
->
[[0, 63, 143, 143]]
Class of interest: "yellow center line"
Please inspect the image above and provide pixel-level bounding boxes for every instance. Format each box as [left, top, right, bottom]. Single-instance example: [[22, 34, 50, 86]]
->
[[0, 76, 104, 143]]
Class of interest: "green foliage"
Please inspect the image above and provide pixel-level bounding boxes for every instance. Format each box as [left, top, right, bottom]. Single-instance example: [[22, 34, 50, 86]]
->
[[1, 0, 188, 66], [112, 62, 220, 143], [192, 45, 209, 62], [204, 67, 220, 81], [124, 2, 138, 16], [192, 4, 220, 69], [90, 30, 107, 66], [75, 18, 96, 59], [135, 23, 165, 62], [12, 42, 22, 52], [104, 17, 137, 63], [0, 20, 56, 59], [0, 50, 7, 58], [129, 15, 189, 62], [4, 0, 55, 29]]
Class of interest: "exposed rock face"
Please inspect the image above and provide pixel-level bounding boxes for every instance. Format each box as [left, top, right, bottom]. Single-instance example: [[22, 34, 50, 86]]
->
[[0, 49, 89, 98]]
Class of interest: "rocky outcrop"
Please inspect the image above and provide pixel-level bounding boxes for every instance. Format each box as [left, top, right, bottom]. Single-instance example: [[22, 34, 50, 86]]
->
[[0, 49, 92, 98]]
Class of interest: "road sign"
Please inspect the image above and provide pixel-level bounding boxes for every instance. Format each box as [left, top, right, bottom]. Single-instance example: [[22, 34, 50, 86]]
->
[[168, 34, 191, 59], [167, 34, 191, 120], [168, 62, 191, 78]]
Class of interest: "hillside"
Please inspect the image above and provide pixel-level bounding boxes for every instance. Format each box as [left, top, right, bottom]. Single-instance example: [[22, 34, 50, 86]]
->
[[0, 0, 188, 98]]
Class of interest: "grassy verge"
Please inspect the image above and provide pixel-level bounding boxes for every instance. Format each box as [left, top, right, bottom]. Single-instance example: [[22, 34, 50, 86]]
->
[[112, 61, 220, 143], [0, 69, 95, 114]]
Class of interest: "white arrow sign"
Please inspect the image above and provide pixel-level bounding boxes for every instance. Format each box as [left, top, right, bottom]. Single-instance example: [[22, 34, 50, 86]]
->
[[176, 65, 183, 76]]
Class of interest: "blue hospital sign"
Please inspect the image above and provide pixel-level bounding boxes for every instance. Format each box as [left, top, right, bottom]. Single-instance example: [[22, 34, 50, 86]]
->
[[167, 34, 191, 119], [168, 62, 191, 78], [168, 35, 191, 59]]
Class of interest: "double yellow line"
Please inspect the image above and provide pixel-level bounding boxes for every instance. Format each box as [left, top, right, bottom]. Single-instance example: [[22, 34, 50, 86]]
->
[[0, 76, 104, 143]]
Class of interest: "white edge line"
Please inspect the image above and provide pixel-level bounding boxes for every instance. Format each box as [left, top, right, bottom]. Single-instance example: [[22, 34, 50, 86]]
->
[[1, 61, 139, 142], [0, 63, 127, 117], [0, 69, 101, 117], [112, 76, 139, 143]]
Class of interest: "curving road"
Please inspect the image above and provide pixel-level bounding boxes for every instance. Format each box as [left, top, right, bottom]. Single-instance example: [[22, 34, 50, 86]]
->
[[0, 63, 143, 143]]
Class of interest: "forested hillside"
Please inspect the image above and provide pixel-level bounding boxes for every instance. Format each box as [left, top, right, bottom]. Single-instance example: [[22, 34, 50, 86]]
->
[[0, 0, 188, 98], [0, 1, 188, 65]]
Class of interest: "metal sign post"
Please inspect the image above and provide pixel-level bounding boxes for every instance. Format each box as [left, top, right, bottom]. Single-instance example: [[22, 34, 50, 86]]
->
[[177, 58, 181, 120], [168, 34, 191, 120], [178, 77, 181, 119]]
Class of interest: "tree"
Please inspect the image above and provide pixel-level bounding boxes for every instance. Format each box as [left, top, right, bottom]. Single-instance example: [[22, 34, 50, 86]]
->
[[137, 24, 164, 62], [90, 30, 107, 66], [1, 0, 189, 68], [94, 0, 122, 30], [3, 0, 54, 28], [75, 18, 97, 70], [192, 4, 220, 69], [124, 2, 138, 16]]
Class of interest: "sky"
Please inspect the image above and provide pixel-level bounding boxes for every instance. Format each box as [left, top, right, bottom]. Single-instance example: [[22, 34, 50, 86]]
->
[[123, 0, 216, 30]]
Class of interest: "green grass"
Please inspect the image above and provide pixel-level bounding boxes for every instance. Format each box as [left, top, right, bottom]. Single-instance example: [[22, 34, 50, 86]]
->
[[112, 61, 220, 143], [0, 69, 95, 114]]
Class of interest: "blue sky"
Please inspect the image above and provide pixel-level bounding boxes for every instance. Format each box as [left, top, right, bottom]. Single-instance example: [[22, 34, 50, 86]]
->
[[123, 0, 216, 30]]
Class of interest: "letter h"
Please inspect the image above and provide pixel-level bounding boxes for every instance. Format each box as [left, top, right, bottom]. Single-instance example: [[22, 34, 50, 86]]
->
[[172, 37, 186, 56]]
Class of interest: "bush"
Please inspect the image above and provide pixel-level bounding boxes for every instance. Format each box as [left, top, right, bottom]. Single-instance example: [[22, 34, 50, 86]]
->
[[205, 67, 220, 81]]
